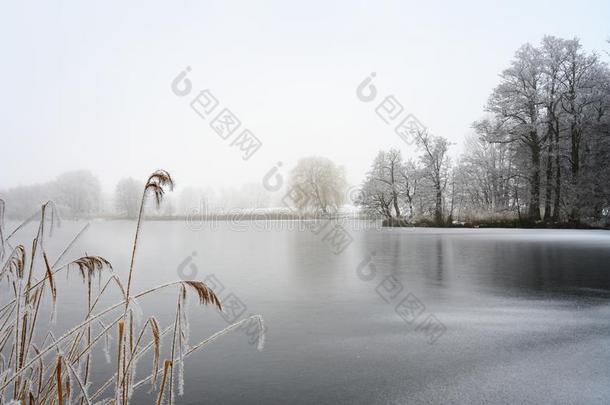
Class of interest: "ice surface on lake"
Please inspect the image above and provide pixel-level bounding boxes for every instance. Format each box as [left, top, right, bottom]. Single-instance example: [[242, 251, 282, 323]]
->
[[6, 221, 610, 404]]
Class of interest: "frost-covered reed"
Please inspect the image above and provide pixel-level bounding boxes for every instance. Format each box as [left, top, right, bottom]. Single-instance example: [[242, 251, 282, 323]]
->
[[0, 170, 264, 404]]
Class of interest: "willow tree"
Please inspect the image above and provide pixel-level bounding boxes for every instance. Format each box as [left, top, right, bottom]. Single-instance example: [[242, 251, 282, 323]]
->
[[288, 156, 347, 214]]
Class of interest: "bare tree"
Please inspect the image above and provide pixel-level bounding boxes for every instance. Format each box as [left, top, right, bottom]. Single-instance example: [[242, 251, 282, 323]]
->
[[398, 159, 420, 220], [54, 170, 102, 218], [288, 157, 347, 214], [486, 43, 546, 220], [358, 173, 395, 220], [468, 36, 610, 225], [115, 177, 143, 218], [372, 149, 404, 218], [415, 130, 450, 224], [540, 36, 568, 221], [559, 39, 600, 221], [358, 150, 407, 221]]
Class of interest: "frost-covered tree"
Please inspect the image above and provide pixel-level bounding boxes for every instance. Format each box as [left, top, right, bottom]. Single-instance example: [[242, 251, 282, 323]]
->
[[358, 172, 395, 219], [358, 149, 427, 222], [288, 156, 347, 214], [471, 36, 610, 225], [485, 43, 546, 220], [114, 177, 143, 218], [559, 39, 603, 221], [415, 130, 450, 224], [53, 170, 102, 218], [398, 159, 420, 220], [453, 132, 524, 221], [0, 183, 53, 219], [358, 150, 405, 220], [540, 36, 568, 221]]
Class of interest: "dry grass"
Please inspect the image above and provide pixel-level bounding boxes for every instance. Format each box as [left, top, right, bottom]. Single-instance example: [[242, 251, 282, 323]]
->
[[0, 170, 264, 404]]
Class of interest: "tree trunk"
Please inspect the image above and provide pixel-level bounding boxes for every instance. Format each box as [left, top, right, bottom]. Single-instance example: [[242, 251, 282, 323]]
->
[[515, 185, 521, 221], [543, 139, 553, 222], [528, 141, 541, 221], [407, 197, 414, 220], [569, 123, 580, 223], [552, 128, 561, 222], [392, 192, 401, 218], [390, 165, 401, 218], [434, 179, 443, 225], [383, 204, 392, 220], [448, 179, 455, 224]]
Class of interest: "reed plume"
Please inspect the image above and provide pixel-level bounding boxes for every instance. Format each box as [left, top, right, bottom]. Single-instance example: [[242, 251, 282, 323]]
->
[[182, 281, 222, 310], [0, 170, 264, 404], [70, 255, 113, 280]]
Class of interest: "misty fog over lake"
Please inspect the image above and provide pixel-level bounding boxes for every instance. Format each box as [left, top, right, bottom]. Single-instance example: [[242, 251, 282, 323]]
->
[[3, 1, 610, 404]]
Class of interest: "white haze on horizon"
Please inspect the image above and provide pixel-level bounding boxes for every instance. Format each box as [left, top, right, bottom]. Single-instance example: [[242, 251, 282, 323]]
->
[[1, 0, 609, 193]]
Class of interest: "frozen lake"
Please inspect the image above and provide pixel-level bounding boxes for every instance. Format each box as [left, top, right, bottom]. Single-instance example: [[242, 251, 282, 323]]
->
[[6, 220, 610, 404]]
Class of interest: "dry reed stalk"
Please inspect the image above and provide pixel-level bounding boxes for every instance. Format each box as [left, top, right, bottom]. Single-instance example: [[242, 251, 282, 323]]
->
[[0, 170, 263, 404], [131, 315, 265, 392], [156, 359, 172, 405], [167, 293, 182, 405], [125, 170, 174, 310], [120, 170, 173, 403], [56, 355, 63, 405], [63, 357, 92, 405], [116, 319, 125, 404], [2, 281, 210, 391]]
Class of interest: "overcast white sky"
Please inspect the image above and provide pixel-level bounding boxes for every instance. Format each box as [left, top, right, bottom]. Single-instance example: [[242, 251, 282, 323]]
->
[[1, 0, 609, 191]]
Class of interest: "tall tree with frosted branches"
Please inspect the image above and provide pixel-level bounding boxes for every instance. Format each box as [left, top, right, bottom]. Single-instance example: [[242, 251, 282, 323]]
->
[[415, 130, 450, 225]]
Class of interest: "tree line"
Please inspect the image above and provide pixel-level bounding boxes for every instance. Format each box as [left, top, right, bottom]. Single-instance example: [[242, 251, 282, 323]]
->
[[0, 173, 166, 219], [358, 36, 610, 226], [0, 172, 277, 219], [2, 37, 608, 226]]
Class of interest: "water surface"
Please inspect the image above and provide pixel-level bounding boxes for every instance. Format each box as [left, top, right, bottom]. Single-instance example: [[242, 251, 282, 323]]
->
[[7, 221, 610, 404]]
